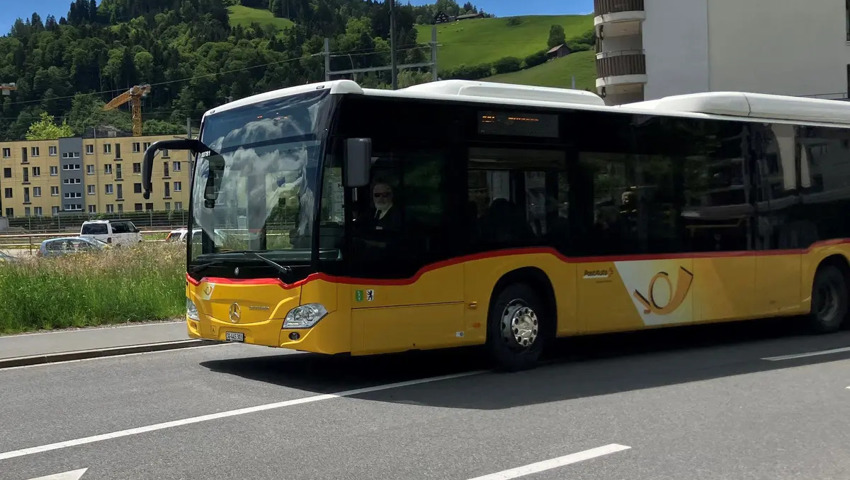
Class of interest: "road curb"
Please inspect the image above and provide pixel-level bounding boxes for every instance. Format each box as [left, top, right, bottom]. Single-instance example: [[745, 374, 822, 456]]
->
[[0, 339, 218, 369]]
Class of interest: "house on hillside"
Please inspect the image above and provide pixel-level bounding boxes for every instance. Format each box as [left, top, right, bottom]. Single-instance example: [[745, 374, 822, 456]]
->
[[456, 12, 484, 21], [433, 11, 450, 24], [547, 44, 571, 60]]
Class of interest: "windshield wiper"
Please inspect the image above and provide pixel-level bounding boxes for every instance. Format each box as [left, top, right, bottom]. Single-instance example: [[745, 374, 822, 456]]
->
[[241, 252, 293, 275], [189, 259, 229, 274]]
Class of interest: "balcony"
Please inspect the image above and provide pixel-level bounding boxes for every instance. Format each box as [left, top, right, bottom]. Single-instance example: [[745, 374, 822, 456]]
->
[[594, 0, 645, 38], [596, 50, 647, 99]]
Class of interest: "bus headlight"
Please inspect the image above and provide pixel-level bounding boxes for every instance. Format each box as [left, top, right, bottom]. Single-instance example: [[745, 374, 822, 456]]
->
[[283, 304, 328, 329], [187, 298, 200, 321]]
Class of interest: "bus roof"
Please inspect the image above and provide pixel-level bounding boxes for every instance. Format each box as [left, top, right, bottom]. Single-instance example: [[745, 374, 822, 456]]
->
[[626, 92, 850, 126], [205, 79, 850, 128]]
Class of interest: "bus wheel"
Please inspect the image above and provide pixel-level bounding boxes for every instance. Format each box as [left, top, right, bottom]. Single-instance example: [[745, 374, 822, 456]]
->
[[808, 264, 848, 334], [487, 284, 546, 371]]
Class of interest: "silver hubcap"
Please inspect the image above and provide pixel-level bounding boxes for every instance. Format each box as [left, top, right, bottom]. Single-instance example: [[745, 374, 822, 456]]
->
[[501, 301, 539, 348]]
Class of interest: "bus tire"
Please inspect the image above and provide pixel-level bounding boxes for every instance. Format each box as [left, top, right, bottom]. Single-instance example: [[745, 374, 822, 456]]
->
[[486, 283, 546, 372], [807, 264, 848, 334]]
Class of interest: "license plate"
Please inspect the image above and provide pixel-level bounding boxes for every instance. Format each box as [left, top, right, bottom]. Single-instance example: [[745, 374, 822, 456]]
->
[[225, 331, 244, 342]]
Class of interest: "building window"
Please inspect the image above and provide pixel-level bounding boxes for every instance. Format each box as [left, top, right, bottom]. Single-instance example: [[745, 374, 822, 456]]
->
[[162, 149, 170, 158], [63, 178, 81, 185], [145, 203, 153, 211], [104, 143, 112, 154], [64, 192, 82, 199], [22, 167, 28, 183], [104, 164, 113, 175], [164, 182, 170, 198], [143, 142, 151, 151], [133, 143, 140, 153], [86, 144, 94, 155], [2, 148, 9, 158], [3, 168, 11, 178], [5, 208, 12, 217], [23, 187, 30, 204], [163, 162, 169, 177], [32, 167, 40, 177], [34, 207, 42, 216], [165, 202, 171, 211], [52, 206, 59, 215], [175, 202, 183, 211], [173, 161, 181, 172], [134, 183, 142, 194], [62, 164, 81, 171], [133, 163, 141, 174], [88, 185, 95, 195], [62, 152, 80, 159], [51, 186, 59, 196], [33, 187, 41, 197], [117, 183, 123, 199], [50, 166, 58, 176], [106, 204, 114, 213], [88, 205, 96, 213], [4, 188, 11, 198], [115, 143, 121, 158], [30, 147, 39, 157], [105, 184, 113, 195], [49, 146, 57, 156], [116, 164, 123, 180], [134, 203, 143, 211], [24, 207, 30, 217], [87, 165, 95, 175], [174, 181, 182, 192]]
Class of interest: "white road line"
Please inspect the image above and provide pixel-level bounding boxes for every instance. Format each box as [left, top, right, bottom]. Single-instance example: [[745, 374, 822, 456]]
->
[[467, 444, 632, 480], [0, 370, 483, 462], [762, 346, 850, 361], [27, 468, 88, 480]]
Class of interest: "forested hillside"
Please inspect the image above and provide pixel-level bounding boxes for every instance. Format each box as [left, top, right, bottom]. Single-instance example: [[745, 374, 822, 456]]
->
[[0, 0, 485, 140]]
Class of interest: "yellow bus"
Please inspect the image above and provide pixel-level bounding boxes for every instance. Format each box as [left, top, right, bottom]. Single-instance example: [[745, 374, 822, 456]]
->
[[143, 80, 850, 370]]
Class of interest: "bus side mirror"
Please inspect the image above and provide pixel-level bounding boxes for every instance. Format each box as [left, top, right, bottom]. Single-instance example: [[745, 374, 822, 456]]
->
[[344, 138, 371, 188]]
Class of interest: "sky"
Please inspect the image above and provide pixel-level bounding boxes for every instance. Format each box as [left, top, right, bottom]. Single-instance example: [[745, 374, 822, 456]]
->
[[0, 0, 593, 35]]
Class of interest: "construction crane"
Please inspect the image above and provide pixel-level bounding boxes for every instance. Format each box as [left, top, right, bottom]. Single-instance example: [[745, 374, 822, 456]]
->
[[104, 84, 151, 137]]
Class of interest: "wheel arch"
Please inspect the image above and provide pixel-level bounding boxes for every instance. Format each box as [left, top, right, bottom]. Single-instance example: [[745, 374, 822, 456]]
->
[[487, 267, 557, 342]]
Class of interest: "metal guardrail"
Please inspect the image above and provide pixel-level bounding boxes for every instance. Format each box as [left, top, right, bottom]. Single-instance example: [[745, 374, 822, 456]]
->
[[0, 229, 175, 256]]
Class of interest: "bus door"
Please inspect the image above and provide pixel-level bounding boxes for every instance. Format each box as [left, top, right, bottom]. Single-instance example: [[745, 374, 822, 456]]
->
[[753, 124, 802, 315], [347, 145, 466, 354]]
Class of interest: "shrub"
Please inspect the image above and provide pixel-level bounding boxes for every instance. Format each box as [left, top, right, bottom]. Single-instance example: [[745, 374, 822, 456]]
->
[[523, 49, 548, 69], [493, 56, 522, 74]]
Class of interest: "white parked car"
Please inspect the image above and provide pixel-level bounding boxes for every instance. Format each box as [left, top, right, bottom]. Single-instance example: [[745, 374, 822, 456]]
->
[[80, 220, 142, 246]]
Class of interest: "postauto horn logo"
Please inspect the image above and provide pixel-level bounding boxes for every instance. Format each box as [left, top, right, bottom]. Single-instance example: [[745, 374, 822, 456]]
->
[[632, 266, 694, 315]]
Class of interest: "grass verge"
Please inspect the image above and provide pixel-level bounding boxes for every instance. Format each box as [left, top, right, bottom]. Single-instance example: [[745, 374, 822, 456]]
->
[[0, 243, 185, 334]]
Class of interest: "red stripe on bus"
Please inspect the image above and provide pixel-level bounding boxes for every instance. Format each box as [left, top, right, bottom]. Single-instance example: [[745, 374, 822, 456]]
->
[[189, 239, 850, 289]]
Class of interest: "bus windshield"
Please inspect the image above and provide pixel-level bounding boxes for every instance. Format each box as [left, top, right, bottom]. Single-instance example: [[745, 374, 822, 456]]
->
[[189, 89, 332, 273]]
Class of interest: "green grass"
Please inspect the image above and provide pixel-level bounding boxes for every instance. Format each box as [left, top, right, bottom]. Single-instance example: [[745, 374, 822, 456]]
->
[[484, 50, 597, 91], [228, 5, 294, 31], [0, 243, 186, 334], [416, 15, 593, 70]]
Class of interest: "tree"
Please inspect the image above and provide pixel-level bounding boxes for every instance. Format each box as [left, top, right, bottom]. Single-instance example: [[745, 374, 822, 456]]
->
[[548, 25, 566, 49], [25, 112, 74, 140]]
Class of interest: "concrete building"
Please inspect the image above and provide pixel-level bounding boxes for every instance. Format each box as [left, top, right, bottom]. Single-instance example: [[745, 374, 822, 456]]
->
[[594, 0, 850, 105], [0, 134, 191, 218]]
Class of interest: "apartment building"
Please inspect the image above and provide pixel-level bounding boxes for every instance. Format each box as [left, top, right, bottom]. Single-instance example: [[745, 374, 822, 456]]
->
[[0, 134, 191, 218], [594, 0, 850, 105]]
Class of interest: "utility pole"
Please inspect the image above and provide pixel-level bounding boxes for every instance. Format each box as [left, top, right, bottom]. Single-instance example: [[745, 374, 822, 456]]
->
[[324, 38, 331, 82], [389, 0, 398, 90]]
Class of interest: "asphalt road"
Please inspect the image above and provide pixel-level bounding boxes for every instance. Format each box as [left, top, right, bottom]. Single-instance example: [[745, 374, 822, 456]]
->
[[2, 318, 850, 480]]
